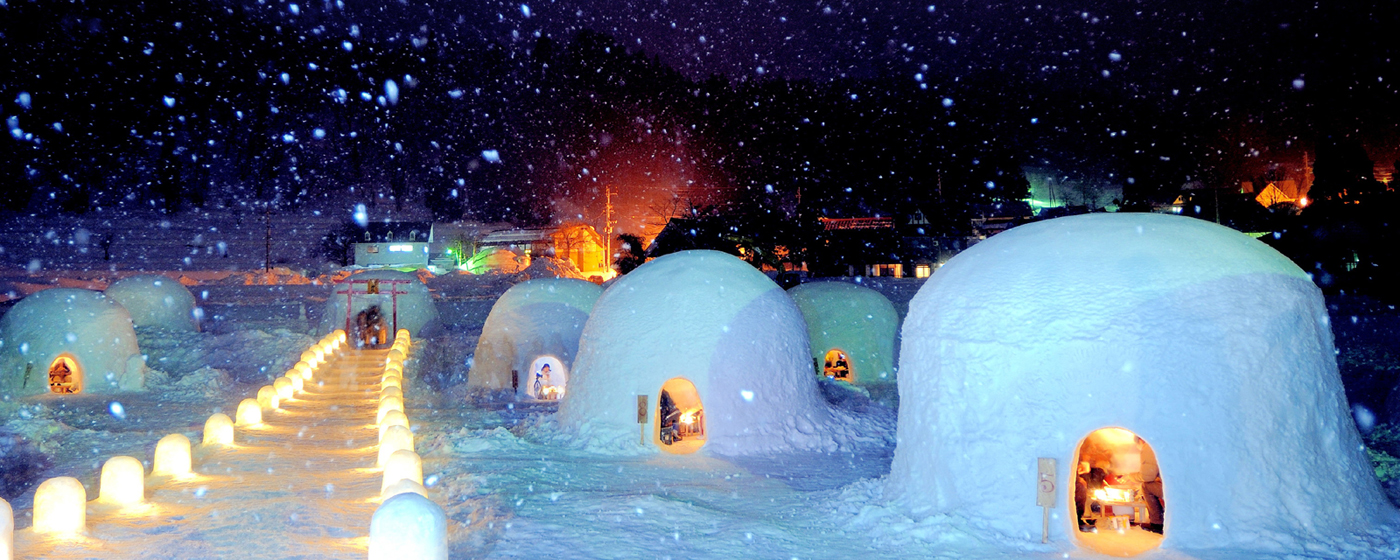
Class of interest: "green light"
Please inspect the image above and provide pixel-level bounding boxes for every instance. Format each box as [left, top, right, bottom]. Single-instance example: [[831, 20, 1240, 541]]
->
[[445, 249, 453, 255]]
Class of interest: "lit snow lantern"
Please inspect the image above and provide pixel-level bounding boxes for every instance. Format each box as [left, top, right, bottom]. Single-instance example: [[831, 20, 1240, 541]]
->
[[396, 328, 411, 341], [1, 497, 12, 560], [336, 329, 347, 343], [381, 478, 427, 500], [368, 493, 447, 560], [235, 398, 262, 426], [273, 378, 294, 401], [293, 363, 313, 381], [377, 396, 405, 424], [387, 349, 405, 363], [32, 477, 86, 534], [257, 385, 279, 410], [381, 377, 402, 391], [286, 374, 304, 393], [202, 413, 234, 446], [381, 449, 423, 492], [380, 386, 403, 401], [378, 424, 414, 467], [379, 410, 409, 440], [98, 456, 144, 505], [152, 434, 192, 477]]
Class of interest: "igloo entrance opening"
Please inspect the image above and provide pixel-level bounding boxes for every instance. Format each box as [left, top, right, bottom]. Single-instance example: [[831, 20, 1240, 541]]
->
[[1071, 427, 1165, 556], [526, 356, 567, 400], [823, 349, 852, 382], [355, 305, 390, 349], [655, 378, 705, 454], [48, 355, 81, 394]]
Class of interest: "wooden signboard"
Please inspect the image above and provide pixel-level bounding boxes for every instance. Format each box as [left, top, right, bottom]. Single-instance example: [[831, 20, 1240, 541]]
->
[[637, 395, 649, 445], [1037, 457, 1057, 543]]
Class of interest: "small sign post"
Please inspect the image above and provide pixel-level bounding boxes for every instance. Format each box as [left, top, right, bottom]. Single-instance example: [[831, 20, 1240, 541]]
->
[[1036, 458, 1057, 543], [637, 395, 649, 445]]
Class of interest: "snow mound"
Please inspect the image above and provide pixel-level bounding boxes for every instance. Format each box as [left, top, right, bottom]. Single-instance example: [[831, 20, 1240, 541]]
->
[[559, 250, 851, 456], [317, 269, 441, 337], [788, 281, 899, 385], [0, 288, 145, 398], [104, 274, 201, 332], [468, 278, 602, 398], [887, 213, 1399, 553]]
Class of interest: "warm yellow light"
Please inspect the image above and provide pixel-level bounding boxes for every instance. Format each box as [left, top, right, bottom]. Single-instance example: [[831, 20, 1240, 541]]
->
[[378, 425, 414, 467], [387, 349, 405, 363], [381, 386, 403, 401], [380, 478, 427, 500], [1093, 487, 1135, 503], [293, 363, 313, 381], [300, 350, 316, 365], [202, 413, 235, 446], [235, 398, 262, 426], [152, 434, 192, 477], [98, 456, 144, 505], [379, 410, 409, 440], [382, 377, 402, 391], [377, 397, 405, 424], [540, 385, 565, 399], [679, 408, 700, 425], [385, 363, 403, 375], [368, 493, 446, 560], [396, 329, 410, 340], [273, 378, 294, 401], [383, 373, 403, 386], [32, 477, 86, 534], [381, 450, 423, 492], [257, 386, 280, 410], [336, 329, 347, 342], [312, 347, 325, 363], [1, 497, 12, 559], [286, 374, 304, 393]]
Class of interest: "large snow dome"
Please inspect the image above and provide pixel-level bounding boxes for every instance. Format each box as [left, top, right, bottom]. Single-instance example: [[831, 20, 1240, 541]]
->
[[468, 278, 603, 398], [886, 213, 1396, 554], [558, 250, 834, 456], [105, 274, 200, 332], [318, 269, 440, 341], [0, 288, 146, 398], [788, 282, 898, 386]]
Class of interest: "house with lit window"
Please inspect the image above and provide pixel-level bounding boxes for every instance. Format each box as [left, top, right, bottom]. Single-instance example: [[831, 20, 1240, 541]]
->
[[353, 222, 433, 268]]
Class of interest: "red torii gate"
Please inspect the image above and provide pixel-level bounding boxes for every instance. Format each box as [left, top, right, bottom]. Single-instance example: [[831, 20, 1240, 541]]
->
[[334, 278, 412, 345]]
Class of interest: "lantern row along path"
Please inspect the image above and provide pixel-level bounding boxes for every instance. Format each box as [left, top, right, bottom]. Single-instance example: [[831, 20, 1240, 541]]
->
[[13, 347, 394, 559]]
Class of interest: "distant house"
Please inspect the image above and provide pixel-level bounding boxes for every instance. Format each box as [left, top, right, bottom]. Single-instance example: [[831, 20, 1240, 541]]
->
[[477, 222, 609, 277], [353, 222, 433, 268]]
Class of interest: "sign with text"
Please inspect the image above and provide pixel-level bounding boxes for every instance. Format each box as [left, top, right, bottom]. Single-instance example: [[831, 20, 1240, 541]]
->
[[636, 395, 648, 424], [1036, 458, 1057, 508]]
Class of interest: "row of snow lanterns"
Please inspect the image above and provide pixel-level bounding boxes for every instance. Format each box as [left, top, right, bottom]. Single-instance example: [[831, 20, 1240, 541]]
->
[[369, 330, 450, 560], [0, 331, 350, 555]]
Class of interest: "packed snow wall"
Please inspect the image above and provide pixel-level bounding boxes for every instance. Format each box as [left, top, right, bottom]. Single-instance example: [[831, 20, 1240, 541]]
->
[[788, 281, 898, 385], [0, 288, 146, 398], [558, 250, 835, 455], [104, 274, 201, 332], [318, 270, 441, 339], [468, 278, 602, 397], [886, 213, 1397, 551]]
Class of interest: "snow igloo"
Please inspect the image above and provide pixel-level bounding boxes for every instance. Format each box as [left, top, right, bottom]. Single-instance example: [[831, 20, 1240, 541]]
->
[[319, 270, 440, 347], [558, 250, 834, 455], [788, 282, 898, 386], [104, 274, 201, 332], [0, 289, 146, 398], [468, 278, 602, 399], [886, 213, 1396, 556]]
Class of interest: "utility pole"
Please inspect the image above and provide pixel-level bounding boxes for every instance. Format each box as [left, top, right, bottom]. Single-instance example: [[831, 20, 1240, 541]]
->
[[604, 185, 615, 271], [264, 203, 273, 272]]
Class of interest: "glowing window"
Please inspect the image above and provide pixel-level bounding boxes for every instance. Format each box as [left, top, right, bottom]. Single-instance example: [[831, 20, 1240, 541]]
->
[[48, 355, 81, 394], [655, 378, 705, 454]]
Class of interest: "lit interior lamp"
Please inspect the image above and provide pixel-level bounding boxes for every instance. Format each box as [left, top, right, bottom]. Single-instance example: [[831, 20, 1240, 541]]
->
[[378, 424, 414, 467], [2, 497, 13, 559], [381, 478, 427, 500], [235, 399, 262, 426], [98, 456, 144, 505], [257, 386, 280, 410], [381, 386, 403, 401], [381, 449, 423, 492], [382, 377, 402, 391], [368, 492, 447, 560], [378, 397, 405, 424], [203, 413, 235, 446], [32, 477, 86, 534], [152, 434, 193, 477], [379, 410, 409, 440]]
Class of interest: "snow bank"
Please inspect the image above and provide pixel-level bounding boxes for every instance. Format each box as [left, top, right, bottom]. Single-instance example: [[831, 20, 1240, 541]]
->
[[886, 213, 1398, 552], [517, 256, 585, 280], [558, 250, 838, 456], [788, 281, 899, 385], [468, 278, 602, 398], [104, 274, 200, 332], [317, 269, 440, 337], [0, 289, 145, 398]]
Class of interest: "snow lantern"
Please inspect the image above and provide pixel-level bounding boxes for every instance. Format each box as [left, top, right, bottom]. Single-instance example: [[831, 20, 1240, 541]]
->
[[379, 425, 415, 468], [379, 410, 409, 440], [378, 396, 404, 424], [152, 434, 192, 477], [381, 449, 424, 492], [382, 479, 428, 500], [32, 477, 86, 534], [469, 278, 603, 400], [788, 281, 899, 385], [1, 497, 11, 560], [235, 398, 262, 426], [886, 213, 1397, 555], [319, 270, 439, 348], [98, 456, 145, 506], [368, 492, 447, 560], [203, 413, 234, 446], [257, 386, 279, 411], [103, 274, 200, 332], [0, 288, 146, 398], [558, 250, 834, 456]]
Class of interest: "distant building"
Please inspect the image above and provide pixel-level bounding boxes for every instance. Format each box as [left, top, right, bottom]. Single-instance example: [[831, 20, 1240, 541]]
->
[[353, 222, 433, 268], [477, 223, 609, 277]]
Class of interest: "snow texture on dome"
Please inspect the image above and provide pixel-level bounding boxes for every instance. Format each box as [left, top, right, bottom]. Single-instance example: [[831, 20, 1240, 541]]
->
[[105, 274, 200, 332], [788, 281, 899, 385], [558, 250, 836, 455], [0, 288, 146, 398], [886, 213, 1397, 551], [469, 278, 602, 397], [317, 270, 440, 337]]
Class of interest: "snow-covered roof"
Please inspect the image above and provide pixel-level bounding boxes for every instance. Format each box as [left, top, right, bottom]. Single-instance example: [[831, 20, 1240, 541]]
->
[[468, 278, 602, 396]]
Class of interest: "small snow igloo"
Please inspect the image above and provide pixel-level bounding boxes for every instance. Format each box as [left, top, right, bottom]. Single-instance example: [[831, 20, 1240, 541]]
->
[[788, 282, 898, 386], [558, 250, 833, 455], [886, 214, 1395, 555], [104, 274, 200, 332], [468, 278, 603, 399], [0, 289, 146, 398], [320, 270, 440, 347]]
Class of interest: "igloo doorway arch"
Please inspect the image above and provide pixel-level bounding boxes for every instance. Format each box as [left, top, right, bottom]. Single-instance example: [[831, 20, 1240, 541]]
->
[[355, 305, 391, 349], [1070, 427, 1164, 557], [526, 356, 567, 400], [822, 348, 852, 382], [48, 355, 81, 394], [655, 378, 705, 454]]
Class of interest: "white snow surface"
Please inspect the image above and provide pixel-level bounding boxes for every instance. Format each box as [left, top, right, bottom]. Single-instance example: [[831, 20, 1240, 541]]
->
[[104, 275, 201, 332], [0, 288, 145, 398], [468, 278, 602, 396], [886, 213, 1400, 554], [316, 269, 440, 336], [789, 281, 900, 385]]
